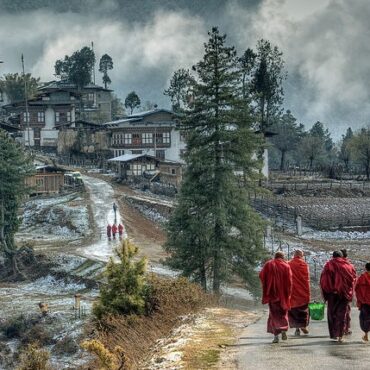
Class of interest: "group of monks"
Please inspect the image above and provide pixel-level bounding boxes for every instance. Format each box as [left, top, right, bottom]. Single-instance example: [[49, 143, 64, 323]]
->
[[260, 249, 370, 344]]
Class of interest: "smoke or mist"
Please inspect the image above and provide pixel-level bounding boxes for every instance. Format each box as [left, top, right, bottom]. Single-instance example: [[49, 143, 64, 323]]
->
[[0, 0, 369, 139]]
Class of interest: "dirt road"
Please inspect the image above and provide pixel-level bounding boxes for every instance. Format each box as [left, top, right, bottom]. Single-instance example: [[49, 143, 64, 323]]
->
[[235, 308, 370, 370], [79, 174, 167, 264]]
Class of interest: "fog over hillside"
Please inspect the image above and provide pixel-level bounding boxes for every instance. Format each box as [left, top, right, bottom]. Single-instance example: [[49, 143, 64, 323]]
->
[[0, 0, 369, 139]]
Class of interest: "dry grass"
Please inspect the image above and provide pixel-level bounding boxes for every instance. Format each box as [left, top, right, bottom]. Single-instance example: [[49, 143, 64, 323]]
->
[[85, 276, 212, 369]]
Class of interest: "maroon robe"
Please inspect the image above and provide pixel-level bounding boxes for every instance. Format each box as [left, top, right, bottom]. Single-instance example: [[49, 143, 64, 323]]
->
[[320, 257, 356, 338], [288, 257, 310, 328], [260, 258, 292, 335], [355, 272, 370, 333]]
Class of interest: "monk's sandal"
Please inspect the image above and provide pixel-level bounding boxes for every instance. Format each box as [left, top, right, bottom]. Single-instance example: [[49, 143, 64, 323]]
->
[[272, 335, 279, 343], [281, 331, 288, 340], [294, 329, 300, 336]]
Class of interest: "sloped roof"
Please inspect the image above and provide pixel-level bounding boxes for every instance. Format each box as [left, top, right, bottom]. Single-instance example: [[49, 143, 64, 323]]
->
[[39, 80, 112, 92], [108, 153, 157, 162], [103, 108, 177, 127]]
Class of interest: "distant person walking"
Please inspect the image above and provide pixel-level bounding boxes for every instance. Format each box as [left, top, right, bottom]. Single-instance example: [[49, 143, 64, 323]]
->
[[288, 250, 310, 336], [113, 202, 118, 224], [112, 223, 118, 240], [260, 251, 292, 343], [320, 251, 356, 342], [118, 223, 124, 239], [106, 224, 112, 240], [355, 262, 370, 342]]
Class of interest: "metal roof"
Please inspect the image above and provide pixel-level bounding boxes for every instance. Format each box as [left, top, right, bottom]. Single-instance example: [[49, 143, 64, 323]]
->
[[108, 153, 157, 162]]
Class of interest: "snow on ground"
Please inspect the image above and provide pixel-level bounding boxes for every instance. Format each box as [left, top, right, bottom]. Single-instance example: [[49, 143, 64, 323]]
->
[[78, 175, 126, 260], [19, 192, 90, 240], [300, 229, 370, 240]]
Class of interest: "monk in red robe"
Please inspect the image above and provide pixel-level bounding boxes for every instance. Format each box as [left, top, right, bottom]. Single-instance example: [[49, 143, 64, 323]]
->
[[288, 250, 310, 336], [320, 251, 356, 343], [260, 251, 292, 343], [355, 262, 370, 342]]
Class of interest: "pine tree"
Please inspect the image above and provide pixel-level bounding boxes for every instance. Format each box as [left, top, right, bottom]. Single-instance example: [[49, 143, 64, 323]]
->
[[124, 91, 141, 115], [164, 68, 193, 112], [93, 239, 148, 319], [99, 54, 114, 89], [0, 130, 34, 275], [165, 28, 265, 294]]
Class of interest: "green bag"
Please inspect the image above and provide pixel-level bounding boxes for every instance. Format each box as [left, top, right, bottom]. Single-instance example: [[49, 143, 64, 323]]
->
[[308, 301, 325, 320]]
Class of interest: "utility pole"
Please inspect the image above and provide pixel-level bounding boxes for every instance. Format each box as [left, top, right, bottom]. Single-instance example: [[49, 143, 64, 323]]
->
[[0, 61, 3, 102], [21, 54, 31, 149], [91, 41, 96, 85]]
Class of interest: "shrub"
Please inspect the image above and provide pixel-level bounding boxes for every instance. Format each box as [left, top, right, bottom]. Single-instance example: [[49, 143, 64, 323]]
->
[[21, 324, 55, 347], [52, 336, 79, 355], [93, 240, 148, 319], [17, 344, 51, 370], [0, 315, 38, 339], [81, 339, 128, 370]]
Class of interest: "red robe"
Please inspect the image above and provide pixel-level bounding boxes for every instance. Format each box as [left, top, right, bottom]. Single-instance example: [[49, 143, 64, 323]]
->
[[320, 257, 356, 301], [112, 224, 118, 234], [320, 257, 356, 338], [260, 258, 292, 335], [355, 272, 370, 333], [288, 256, 310, 308], [260, 258, 292, 311]]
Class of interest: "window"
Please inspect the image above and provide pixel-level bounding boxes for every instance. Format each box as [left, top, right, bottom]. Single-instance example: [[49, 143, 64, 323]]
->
[[156, 132, 163, 144], [171, 168, 176, 175], [67, 111, 71, 122], [131, 150, 142, 154], [37, 112, 45, 123], [23, 112, 30, 123], [142, 132, 153, 144], [36, 178, 44, 188], [180, 131, 187, 142], [131, 163, 142, 176], [156, 150, 165, 159], [124, 133, 132, 144], [132, 133, 141, 145], [88, 93, 94, 101], [55, 112, 60, 123], [163, 132, 170, 144]]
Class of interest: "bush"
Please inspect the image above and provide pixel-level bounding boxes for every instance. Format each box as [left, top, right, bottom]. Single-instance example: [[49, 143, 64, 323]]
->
[[21, 324, 55, 347], [0, 315, 38, 339], [17, 344, 51, 370], [81, 339, 128, 370], [93, 240, 148, 319], [52, 336, 79, 355], [91, 276, 211, 368]]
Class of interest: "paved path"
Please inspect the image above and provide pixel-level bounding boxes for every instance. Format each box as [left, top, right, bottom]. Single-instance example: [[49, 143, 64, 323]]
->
[[236, 307, 370, 370]]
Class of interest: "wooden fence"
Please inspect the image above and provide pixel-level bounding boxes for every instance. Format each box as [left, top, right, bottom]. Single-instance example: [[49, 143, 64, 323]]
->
[[250, 194, 370, 230]]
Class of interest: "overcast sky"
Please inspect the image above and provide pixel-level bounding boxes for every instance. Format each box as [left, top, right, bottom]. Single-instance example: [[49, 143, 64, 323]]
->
[[0, 0, 368, 140]]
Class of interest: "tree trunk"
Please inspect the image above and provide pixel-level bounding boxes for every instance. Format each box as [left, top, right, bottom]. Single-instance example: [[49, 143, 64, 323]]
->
[[0, 198, 21, 277], [200, 261, 207, 291], [280, 150, 286, 171]]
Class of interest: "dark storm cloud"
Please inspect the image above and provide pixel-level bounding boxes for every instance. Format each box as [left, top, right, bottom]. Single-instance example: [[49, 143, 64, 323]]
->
[[0, 0, 369, 139]]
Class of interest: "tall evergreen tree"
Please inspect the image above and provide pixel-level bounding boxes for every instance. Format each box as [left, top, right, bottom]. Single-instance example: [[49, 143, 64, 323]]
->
[[165, 28, 265, 294], [164, 68, 193, 112], [339, 127, 353, 171], [99, 54, 113, 89], [0, 130, 34, 275], [252, 39, 286, 133], [54, 46, 95, 89], [270, 110, 303, 170]]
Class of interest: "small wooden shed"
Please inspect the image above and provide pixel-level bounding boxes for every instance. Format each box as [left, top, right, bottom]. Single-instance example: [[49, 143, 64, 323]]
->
[[26, 165, 66, 194]]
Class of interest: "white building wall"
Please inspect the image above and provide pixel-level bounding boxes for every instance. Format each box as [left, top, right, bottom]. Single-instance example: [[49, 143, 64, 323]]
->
[[165, 128, 185, 162], [41, 107, 58, 147], [262, 148, 269, 179]]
